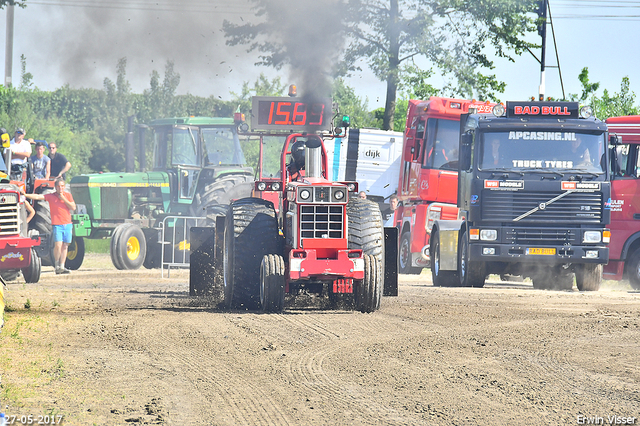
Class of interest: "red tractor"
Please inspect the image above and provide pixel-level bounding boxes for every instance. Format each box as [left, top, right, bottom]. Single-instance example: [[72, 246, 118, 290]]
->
[[190, 96, 398, 312]]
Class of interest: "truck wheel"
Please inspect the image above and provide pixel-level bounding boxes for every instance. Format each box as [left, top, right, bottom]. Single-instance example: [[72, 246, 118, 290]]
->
[[398, 232, 421, 275], [191, 175, 254, 217], [430, 230, 459, 287], [110, 223, 131, 270], [260, 254, 285, 313], [65, 236, 84, 270], [114, 224, 147, 270], [224, 198, 280, 310], [22, 249, 41, 283], [346, 198, 385, 277], [625, 250, 640, 290], [575, 264, 602, 291], [458, 231, 485, 288], [356, 254, 381, 313]]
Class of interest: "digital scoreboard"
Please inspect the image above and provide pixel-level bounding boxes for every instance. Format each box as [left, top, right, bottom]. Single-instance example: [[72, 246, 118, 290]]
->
[[251, 96, 332, 131]]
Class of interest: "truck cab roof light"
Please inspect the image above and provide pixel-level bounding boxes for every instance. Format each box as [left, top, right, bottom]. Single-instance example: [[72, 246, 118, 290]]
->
[[580, 106, 593, 119], [492, 104, 506, 117]]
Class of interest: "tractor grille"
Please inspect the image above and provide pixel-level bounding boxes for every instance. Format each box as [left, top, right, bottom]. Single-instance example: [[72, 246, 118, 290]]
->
[[0, 198, 19, 236], [300, 205, 344, 239], [482, 191, 603, 223], [504, 228, 577, 245], [101, 187, 129, 219]]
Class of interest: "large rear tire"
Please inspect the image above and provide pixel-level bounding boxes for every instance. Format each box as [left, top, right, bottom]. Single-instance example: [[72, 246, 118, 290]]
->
[[65, 236, 84, 270], [224, 198, 280, 310], [356, 254, 381, 313], [575, 264, 602, 291], [260, 254, 286, 313], [430, 229, 459, 287], [22, 249, 41, 283], [29, 190, 55, 266], [625, 249, 640, 290], [458, 231, 485, 288], [346, 197, 385, 288], [191, 175, 253, 217], [399, 231, 422, 275]]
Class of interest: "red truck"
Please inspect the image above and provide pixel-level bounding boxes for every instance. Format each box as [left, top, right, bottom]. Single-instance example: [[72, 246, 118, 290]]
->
[[395, 96, 494, 273], [603, 115, 640, 289]]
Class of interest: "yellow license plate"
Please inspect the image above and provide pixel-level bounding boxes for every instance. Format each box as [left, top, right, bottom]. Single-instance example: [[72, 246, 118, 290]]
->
[[526, 247, 556, 255]]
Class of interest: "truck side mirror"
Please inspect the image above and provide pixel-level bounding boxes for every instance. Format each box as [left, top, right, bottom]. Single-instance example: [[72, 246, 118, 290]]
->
[[459, 133, 472, 170]]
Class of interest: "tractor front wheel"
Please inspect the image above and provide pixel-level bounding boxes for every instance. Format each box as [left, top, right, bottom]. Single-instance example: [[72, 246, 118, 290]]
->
[[65, 236, 85, 270]]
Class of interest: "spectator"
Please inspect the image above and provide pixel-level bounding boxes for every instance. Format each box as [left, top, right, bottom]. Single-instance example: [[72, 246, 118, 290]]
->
[[30, 141, 51, 179], [383, 194, 399, 227], [10, 128, 33, 166], [571, 135, 591, 165], [23, 178, 76, 274], [48, 142, 71, 180], [358, 191, 367, 199]]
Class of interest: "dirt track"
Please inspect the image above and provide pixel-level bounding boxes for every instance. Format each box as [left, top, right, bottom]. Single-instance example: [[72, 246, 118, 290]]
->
[[1, 254, 639, 426]]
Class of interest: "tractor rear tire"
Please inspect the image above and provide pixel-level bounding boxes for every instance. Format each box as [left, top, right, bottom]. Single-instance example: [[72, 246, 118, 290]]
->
[[65, 236, 84, 270], [114, 224, 147, 270], [260, 254, 286, 313], [356, 254, 381, 313], [576, 264, 602, 291], [22, 249, 41, 283], [29, 190, 55, 266], [346, 197, 385, 288], [224, 198, 281, 310], [191, 175, 254, 218], [430, 229, 459, 287]]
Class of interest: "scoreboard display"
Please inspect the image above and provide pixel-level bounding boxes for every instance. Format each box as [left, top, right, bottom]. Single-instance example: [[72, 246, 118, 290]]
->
[[251, 96, 332, 131]]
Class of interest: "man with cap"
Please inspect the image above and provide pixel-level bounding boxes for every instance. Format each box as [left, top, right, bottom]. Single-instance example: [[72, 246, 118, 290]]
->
[[10, 128, 33, 166]]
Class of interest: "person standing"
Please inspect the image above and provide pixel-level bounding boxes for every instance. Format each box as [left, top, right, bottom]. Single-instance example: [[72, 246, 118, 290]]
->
[[30, 141, 51, 179], [48, 142, 71, 180], [23, 178, 76, 274], [10, 128, 32, 166], [383, 194, 399, 227]]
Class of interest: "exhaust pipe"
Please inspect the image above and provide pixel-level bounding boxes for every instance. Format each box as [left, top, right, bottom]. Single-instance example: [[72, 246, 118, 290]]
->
[[305, 136, 323, 178]]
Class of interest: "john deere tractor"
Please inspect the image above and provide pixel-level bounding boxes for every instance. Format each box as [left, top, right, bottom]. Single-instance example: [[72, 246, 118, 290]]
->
[[69, 116, 254, 270]]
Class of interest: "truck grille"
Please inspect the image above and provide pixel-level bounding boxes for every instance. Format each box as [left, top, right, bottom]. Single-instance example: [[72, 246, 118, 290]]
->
[[300, 205, 344, 239], [0, 201, 19, 236], [482, 191, 603, 223], [504, 228, 577, 245]]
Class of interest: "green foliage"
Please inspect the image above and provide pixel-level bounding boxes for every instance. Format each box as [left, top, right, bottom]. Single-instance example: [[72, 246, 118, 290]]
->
[[332, 79, 377, 129], [570, 67, 639, 121]]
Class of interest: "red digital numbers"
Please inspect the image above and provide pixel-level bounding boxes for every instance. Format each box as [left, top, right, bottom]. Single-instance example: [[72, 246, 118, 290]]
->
[[263, 101, 324, 127]]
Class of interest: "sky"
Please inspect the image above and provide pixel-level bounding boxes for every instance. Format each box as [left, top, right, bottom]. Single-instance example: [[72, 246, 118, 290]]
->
[[1, 0, 639, 112]]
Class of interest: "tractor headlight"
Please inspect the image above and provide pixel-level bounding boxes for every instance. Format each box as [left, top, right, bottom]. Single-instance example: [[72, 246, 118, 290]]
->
[[300, 189, 311, 201], [583, 231, 601, 243], [272, 182, 281, 191], [257, 182, 267, 191], [347, 183, 356, 192], [334, 190, 344, 200]]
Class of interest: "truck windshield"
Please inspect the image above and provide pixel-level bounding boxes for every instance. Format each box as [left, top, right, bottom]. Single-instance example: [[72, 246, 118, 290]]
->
[[423, 118, 460, 170], [202, 127, 246, 166], [480, 131, 606, 173]]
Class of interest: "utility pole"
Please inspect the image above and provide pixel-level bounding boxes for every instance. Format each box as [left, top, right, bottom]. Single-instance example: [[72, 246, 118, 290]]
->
[[537, 0, 548, 101], [4, 4, 14, 87]]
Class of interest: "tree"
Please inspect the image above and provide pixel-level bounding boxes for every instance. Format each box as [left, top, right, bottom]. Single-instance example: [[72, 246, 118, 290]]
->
[[570, 67, 639, 121], [224, 0, 539, 130]]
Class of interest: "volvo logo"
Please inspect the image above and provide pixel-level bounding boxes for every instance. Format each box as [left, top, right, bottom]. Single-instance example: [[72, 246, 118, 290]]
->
[[539, 202, 546, 210]]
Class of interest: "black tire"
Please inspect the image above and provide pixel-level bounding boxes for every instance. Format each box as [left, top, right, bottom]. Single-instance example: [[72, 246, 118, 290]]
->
[[430, 230, 459, 287], [191, 175, 254, 217], [0, 271, 20, 282], [65, 236, 84, 270], [143, 231, 161, 269], [399, 231, 421, 274], [29, 191, 55, 266], [22, 249, 41, 283], [224, 198, 281, 310], [110, 223, 131, 270], [356, 254, 381, 313], [346, 198, 385, 286], [575, 264, 602, 291], [625, 249, 640, 290], [260, 254, 286, 313], [458, 231, 485, 288], [114, 225, 147, 270]]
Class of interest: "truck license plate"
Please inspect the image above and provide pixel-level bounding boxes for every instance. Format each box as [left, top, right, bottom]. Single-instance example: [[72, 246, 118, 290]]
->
[[526, 248, 556, 255]]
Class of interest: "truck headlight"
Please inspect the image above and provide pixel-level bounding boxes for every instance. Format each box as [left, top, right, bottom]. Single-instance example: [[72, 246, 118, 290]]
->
[[583, 231, 601, 243], [480, 229, 497, 241]]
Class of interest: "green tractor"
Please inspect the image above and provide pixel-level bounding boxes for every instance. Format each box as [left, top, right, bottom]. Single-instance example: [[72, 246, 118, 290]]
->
[[69, 116, 254, 270]]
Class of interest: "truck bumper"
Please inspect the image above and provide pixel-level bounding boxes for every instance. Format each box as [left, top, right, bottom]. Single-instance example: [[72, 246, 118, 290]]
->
[[469, 243, 609, 265]]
